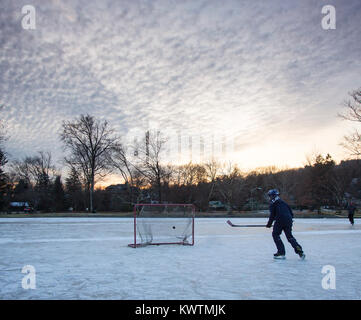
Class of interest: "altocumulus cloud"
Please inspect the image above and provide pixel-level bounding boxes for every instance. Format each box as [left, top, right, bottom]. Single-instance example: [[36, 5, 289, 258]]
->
[[0, 0, 360, 170]]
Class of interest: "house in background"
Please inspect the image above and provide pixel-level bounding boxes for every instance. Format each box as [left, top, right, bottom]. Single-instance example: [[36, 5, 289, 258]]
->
[[208, 200, 226, 211], [9, 202, 33, 213]]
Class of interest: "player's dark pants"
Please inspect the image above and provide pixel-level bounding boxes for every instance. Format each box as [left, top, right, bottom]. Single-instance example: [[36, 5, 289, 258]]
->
[[348, 214, 354, 225], [272, 222, 302, 255]]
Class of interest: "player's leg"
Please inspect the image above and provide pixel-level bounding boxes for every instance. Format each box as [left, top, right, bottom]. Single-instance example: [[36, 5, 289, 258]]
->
[[283, 224, 305, 258], [272, 223, 285, 257]]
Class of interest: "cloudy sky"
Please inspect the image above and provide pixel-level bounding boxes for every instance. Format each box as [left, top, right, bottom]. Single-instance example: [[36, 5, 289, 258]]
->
[[1, 0, 360, 177]]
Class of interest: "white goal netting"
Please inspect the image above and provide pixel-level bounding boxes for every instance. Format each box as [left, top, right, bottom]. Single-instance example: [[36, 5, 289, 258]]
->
[[128, 204, 195, 248]]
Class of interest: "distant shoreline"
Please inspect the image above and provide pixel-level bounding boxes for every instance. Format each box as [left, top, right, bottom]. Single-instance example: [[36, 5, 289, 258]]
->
[[0, 210, 358, 219]]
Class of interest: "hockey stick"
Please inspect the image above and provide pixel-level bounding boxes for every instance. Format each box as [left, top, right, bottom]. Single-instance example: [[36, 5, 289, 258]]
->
[[226, 220, 267, 228]]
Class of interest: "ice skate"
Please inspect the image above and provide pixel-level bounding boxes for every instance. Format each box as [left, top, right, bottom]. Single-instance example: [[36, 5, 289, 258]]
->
[[273, 252, 286, 260], [296, 246, 305, 260]]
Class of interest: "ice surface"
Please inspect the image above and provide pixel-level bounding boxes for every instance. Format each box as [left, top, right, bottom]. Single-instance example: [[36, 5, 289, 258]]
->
[[0, 217, 360, 300]]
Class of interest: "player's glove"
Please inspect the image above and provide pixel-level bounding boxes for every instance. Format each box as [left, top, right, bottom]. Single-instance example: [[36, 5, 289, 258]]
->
[[266, 222, 272, 228]]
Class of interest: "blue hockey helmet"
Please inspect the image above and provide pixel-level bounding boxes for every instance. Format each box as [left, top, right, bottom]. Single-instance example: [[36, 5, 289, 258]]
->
[[267, 189, 280, 198]]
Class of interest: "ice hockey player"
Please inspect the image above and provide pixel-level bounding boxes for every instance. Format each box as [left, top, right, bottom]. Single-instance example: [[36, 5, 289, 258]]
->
[[347, 200, 356, 226], [266, 189, 305, 260]]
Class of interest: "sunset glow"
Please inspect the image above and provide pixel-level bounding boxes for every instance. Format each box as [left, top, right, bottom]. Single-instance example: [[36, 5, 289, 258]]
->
[[1, 0, 360, 187]]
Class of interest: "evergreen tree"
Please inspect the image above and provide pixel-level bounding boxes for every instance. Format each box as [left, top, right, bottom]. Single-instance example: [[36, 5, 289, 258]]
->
[[35, 171, 52, 211], [13, 179, 31, 199], [53, 175, 65, 212], [0, 149, 8, 211], [65, 168, 84, 211], [307, 154, 336, 212]]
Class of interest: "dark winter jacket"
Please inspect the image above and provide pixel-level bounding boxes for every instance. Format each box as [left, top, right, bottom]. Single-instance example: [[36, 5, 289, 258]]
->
[[347, 203, 356, 215], [267, 199, 293, 226]]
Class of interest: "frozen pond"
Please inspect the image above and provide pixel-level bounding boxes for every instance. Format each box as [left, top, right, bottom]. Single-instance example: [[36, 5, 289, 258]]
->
[[0, 217, 360, 300]]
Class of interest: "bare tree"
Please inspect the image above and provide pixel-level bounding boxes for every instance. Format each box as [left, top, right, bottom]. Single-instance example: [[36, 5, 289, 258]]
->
[[0, 148, 8, 210], [0, 104, 7, 158], [110, 145, 131, 182], [0, 105, 8, 183], [60, 114, 120, 212], [28, 152, 55, 186], [204, 159, 221, 206], [338, 88, 361, 157], [132, 130, 171, 203], [168, 162, 205, 203], [11, 151, 56, 186], [216, 162, 244, 213], [0, 149, 6, 172], [110, 144, 141, 203], [273, 169, 298, 204], [340, 132, 361, 158], [172, 162, 201, 187], [10, 151, 56, 210], [0, 105, 7, 145]]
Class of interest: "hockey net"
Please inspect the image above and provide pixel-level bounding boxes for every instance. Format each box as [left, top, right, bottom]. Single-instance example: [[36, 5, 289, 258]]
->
[[128, 204, 195, 248]]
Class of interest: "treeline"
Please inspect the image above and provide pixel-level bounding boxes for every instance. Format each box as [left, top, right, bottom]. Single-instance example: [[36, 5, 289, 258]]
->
[[1, 85, 361, 213], [0, 132, 360, 213]]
